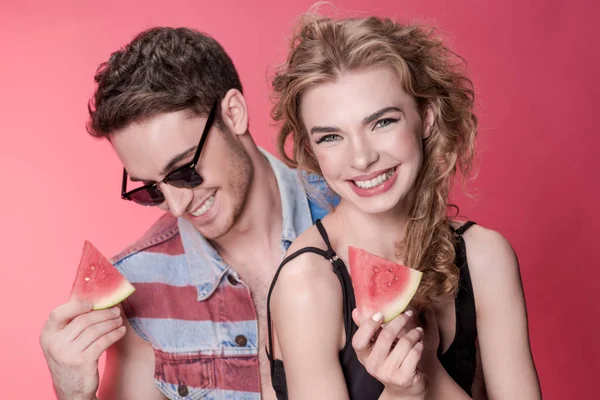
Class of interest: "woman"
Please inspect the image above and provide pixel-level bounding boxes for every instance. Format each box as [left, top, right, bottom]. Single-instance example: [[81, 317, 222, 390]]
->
[[266, 12, 542, 400]]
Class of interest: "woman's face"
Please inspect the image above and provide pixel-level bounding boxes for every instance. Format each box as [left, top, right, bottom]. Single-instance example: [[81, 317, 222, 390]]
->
[[299, 66, 433, 215]]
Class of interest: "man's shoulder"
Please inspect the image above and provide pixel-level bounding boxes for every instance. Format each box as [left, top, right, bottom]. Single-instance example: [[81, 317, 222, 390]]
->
[[110, 212, 182, 266]]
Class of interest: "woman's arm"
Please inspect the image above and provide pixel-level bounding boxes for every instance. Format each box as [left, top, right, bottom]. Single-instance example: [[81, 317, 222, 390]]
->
[[270, 251, 350, 400], [464, 226, 542, 399]]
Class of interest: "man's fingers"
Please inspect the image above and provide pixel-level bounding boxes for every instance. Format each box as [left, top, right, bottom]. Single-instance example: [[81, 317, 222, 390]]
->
[[84, 325, 127, 360], [45, 300, 93, 331], [73, 316, 124, 353], [64, 307, 121, 342]]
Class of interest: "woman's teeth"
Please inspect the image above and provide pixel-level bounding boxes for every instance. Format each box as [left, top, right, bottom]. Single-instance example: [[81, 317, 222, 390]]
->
[[191, 194, 215, 217], [353, 167, 396, 189]]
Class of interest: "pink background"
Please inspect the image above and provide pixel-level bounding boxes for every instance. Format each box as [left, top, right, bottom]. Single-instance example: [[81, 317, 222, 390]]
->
[[1, 0, 598, 398]]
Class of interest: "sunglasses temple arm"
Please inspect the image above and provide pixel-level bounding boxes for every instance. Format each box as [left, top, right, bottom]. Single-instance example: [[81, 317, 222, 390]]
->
[[121, 169, 129, 198], [192, 103, 218, 163]]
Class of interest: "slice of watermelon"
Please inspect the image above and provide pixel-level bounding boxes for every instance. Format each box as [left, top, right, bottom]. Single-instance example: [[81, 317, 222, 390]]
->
[[348, 246, 423, 323], [70, 241, 135, 310]]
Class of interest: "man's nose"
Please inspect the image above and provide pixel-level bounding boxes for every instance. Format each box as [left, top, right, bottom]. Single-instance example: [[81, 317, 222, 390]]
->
[[159, 183, 193, 218]]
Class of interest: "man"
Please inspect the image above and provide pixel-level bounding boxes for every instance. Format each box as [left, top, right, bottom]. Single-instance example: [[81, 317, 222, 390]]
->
[[39, 27, 334, 399]]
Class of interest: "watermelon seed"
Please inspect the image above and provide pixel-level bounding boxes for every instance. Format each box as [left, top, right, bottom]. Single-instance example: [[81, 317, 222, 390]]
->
[[374, 267, 379, 273], [85, 277, 90, 282], [394, 276, 398, 281], [91, 266, 95, 270], [388, 267, 393, 272]]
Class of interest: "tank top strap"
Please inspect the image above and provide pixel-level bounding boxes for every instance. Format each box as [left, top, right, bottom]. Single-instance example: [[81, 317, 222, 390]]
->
[[266, 220, 353, 377], [315, 219, 338, 262], [266, 246, 328, 370], [451, 221, 477, 236], [438, 220, 478, 392], [314, 220, 354, 351], [450, 220, 476, 300], [451, 220, 476, 289], [449, 220, 477, 359]]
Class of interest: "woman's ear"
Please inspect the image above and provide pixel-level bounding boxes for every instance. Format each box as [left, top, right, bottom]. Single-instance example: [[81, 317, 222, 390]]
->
[[423, 105, 434, 139]]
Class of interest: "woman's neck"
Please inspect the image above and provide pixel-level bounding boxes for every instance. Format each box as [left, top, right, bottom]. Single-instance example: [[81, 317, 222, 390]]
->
[[328, 199, 411, 264]]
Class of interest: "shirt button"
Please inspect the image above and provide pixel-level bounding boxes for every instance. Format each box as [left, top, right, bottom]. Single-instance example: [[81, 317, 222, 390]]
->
[[235, 335, 248, 347], [177, 384, 189, 397], [227, 274, 238, 285]]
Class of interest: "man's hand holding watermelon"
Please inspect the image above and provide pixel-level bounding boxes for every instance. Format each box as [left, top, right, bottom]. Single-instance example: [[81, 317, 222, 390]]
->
[[39, 300, 125, 400], [39, 241, 133, 400]]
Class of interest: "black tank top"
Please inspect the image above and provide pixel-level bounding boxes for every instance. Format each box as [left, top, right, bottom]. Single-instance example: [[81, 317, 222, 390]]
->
[[266, 220, 478, 399]]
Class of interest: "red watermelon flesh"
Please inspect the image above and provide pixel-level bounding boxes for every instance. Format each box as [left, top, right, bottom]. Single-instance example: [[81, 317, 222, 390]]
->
[[348, 246, 422, 323], [70, 241, 135, 310]]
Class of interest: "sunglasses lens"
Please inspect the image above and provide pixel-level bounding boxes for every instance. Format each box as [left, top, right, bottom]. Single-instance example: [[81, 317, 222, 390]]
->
[[167, 169, 204, 189], [129, 187, 165, 206]]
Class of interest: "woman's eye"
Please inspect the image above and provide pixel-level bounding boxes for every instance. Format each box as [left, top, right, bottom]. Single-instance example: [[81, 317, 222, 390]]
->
[[373, 118, 399, 129], [316, 134, 341, 144]]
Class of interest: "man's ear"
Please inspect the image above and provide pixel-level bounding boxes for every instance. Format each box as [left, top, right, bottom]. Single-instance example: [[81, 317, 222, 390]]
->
[[219, 89, 248, 136]]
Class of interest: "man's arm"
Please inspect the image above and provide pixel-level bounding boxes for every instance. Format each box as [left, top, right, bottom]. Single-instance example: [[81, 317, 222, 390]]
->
[[97, 316, 166, 400]]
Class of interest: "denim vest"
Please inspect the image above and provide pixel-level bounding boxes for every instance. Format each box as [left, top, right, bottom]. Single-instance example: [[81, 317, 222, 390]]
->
[[111, 150, 336, 399]]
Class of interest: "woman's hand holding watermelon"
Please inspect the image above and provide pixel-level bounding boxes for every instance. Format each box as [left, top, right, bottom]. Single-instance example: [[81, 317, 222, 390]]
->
[[39, 299, 126, 400], [352, 308, 428, 399]]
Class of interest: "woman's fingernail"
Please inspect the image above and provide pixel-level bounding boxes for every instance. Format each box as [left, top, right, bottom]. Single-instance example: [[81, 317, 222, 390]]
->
[[416, 327, 424, 334], [372, 312, 383, 322], [405, 309, 414, 318]]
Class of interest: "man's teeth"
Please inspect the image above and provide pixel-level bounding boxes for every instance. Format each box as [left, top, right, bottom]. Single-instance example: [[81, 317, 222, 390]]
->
[[353, 168, 395, 189], [191, 194, 215, 217]]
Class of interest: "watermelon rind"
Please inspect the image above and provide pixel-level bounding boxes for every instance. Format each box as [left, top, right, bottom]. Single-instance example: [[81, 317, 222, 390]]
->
[[381, 271, 422, 323], [91, 281, 136, 310]]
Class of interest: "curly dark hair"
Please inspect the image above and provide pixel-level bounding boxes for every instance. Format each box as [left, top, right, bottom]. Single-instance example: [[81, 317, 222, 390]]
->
[[87, 27, 243, 138]]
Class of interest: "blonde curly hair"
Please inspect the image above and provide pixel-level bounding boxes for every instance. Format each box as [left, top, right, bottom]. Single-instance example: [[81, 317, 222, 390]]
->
[[271, 13, 477, 306]]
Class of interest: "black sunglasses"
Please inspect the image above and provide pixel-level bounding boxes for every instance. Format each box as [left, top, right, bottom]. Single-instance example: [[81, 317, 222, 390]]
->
[[121, 102, 218, 206]]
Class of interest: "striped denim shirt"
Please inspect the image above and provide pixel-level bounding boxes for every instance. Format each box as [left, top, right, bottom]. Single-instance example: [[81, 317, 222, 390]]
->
[[110, 150, 334, 399]]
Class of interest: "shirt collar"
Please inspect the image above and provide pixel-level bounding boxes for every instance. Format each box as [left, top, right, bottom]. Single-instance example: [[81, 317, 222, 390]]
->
[[177, 148, 313, 300]]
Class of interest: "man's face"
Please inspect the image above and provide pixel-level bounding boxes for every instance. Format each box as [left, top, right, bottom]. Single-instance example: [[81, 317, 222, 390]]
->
[[111, 107, 253, 240]]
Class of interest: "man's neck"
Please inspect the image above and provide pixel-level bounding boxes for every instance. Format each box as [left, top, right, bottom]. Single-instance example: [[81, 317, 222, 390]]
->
[[211, 145, 283, 269]]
